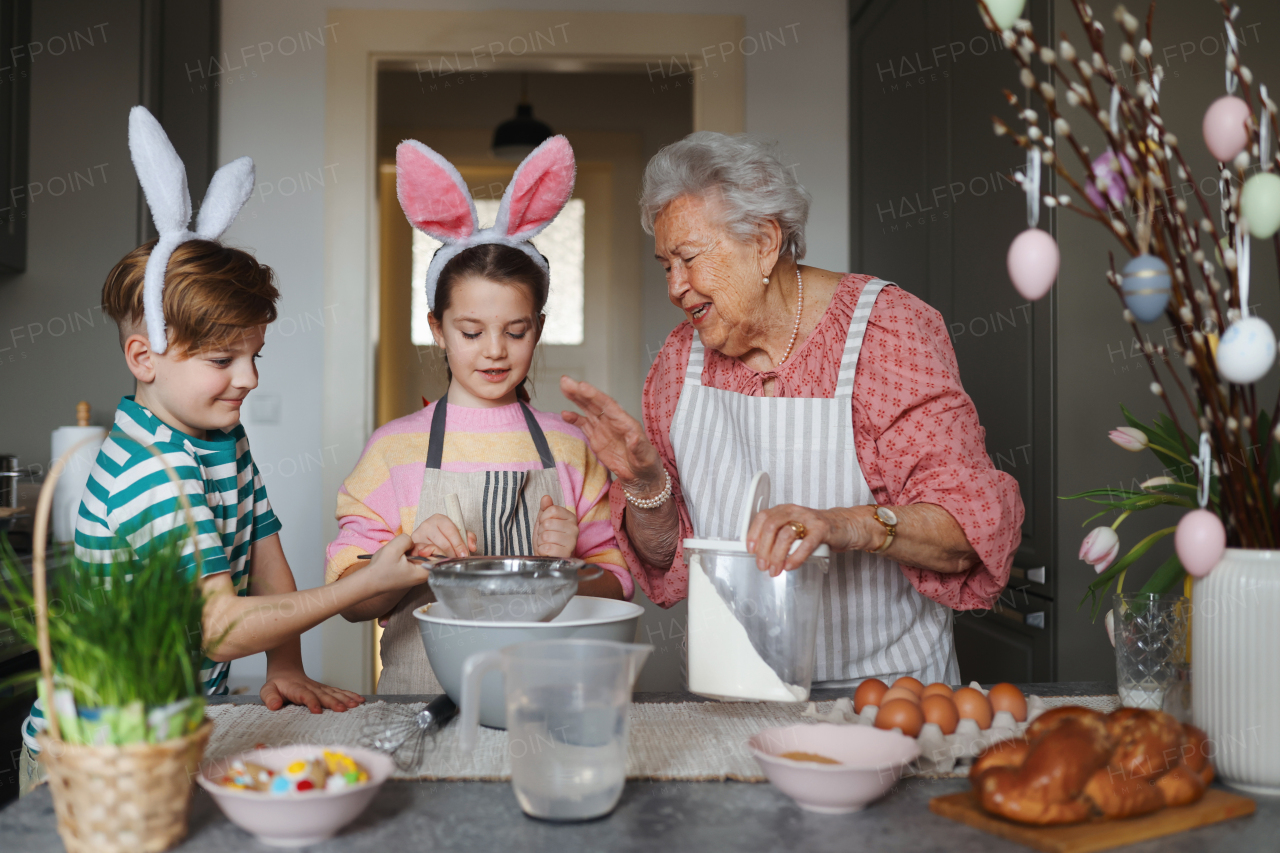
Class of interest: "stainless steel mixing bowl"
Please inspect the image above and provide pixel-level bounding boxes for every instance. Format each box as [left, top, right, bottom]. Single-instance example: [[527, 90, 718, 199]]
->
[[425, 556, 603, 622]]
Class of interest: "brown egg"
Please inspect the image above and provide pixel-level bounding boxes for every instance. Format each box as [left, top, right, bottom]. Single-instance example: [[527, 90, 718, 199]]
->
[[920, 694, 959, 735], [988, 683, 1028, 722], [892, 676, 925, 697], [952, 687, 994, 729], [853, 678, 888, 713], [874, 698, 924, 737], [881, 686, 921, 706], [921, 682, 954, 700]]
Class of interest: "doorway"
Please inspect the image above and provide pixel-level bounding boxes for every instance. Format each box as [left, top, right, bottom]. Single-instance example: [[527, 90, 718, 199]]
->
[[374, 69, 699, 420], [321, 10, 743, 693], [370, 69, 692, 687]]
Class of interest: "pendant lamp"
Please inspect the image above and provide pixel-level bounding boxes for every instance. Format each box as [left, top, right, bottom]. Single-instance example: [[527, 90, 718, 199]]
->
[[492, 74, 554, 161]]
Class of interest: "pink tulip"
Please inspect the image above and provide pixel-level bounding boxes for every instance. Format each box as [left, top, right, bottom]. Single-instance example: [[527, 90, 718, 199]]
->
[[1080, 527, 1120, 572], [1108, 427, 1148, 452], [1139, 476, 1176, 490]]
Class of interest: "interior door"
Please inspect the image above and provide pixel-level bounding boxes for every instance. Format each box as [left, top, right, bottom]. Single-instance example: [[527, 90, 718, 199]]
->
[[849, 0, 1056, 681]]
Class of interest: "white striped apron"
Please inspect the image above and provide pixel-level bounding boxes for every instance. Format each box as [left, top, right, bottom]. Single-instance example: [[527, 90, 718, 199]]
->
[[376, 399, 565, 694], [670, 278, 959, 685]]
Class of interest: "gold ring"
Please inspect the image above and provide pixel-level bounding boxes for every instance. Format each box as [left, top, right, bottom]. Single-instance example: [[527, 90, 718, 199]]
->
[[787, 521, 807, 540]]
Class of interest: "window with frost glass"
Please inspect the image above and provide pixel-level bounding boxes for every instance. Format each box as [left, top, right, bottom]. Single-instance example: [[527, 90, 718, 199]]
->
[[411, 198, 584, 346]]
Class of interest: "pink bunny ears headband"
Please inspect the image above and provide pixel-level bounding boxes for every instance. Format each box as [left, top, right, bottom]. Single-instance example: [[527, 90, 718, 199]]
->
[[395, 135, 576, 310], [128, 105, 256, 353]]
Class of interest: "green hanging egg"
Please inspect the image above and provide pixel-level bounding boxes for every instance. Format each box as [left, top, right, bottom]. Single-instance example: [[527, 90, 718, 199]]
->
[[1240, 172, 1280, 239], [981, 0, 1027, 30]]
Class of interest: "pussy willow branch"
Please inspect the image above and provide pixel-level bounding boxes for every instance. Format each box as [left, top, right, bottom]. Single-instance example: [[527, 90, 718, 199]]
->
[[979, 2, 1141, 249], [982, 0, 1280, 546], [1062, 1, 1257, 506], [1069, 1, 1272, 538]]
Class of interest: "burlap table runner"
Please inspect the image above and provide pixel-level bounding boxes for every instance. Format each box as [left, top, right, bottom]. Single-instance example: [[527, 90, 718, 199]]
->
[[205, 694, 1119, 782]]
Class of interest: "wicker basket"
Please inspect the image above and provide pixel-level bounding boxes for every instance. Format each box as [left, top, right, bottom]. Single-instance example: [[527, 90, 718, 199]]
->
[[36, 722, 212, 853], [30, 438, 211, 853]]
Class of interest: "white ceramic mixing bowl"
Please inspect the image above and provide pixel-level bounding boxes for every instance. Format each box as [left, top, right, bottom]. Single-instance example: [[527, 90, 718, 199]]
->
[[415, 595, 644, 728]]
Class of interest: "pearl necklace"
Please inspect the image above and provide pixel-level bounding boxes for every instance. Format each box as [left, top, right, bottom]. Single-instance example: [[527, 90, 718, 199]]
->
[[778, 268, 804, 365]]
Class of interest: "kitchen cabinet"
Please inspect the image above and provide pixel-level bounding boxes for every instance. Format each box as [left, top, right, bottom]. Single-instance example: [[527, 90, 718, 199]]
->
[[848, 0, 1057, 681], [0, 0, 31, 272]]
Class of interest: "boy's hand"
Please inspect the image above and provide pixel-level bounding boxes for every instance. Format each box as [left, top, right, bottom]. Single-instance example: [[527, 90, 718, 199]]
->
[[410, 514, 477, 559], [534, 495, 578, 558], [367, 533, 432, 591], [261, 670, 364, 713]]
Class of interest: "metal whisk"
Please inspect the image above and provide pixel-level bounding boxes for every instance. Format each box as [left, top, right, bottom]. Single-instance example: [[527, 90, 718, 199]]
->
[[360, 695, 457, 771]]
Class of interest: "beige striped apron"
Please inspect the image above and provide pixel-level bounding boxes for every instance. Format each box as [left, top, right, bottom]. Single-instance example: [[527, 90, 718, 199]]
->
[[670, 278, 959, 685], [376, 399, 566, 694]]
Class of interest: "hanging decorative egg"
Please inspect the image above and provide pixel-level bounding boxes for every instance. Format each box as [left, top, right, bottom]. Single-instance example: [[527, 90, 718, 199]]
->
[[1120, 255, 1171, 322], [1085, 150, 1133, 210], [1007, 228, 1059, 300], [1175, 509, 1226, 577], [1240, 172, 1280, 239], [1213, 235, 1231, 268], [981, 0, 1027, 30], [1202, 96, 1253, 162], [1216, 316, 1278, 383]]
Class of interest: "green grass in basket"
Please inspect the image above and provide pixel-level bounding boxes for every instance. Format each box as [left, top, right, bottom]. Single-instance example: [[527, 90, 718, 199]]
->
[[0, 528, 216, 714]]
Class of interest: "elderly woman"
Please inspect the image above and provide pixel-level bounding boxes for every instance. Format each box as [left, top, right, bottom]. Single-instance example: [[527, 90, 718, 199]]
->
[[560, 132, 1023, 685]]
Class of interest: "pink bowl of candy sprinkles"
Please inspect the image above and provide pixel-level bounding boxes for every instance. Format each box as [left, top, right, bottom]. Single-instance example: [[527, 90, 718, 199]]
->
[[197, 744, 395, 847]]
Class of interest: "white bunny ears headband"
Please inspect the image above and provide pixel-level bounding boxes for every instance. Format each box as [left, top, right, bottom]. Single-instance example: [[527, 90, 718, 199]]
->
[[395, 135, 576, 310], [128, 105, 256, 353]]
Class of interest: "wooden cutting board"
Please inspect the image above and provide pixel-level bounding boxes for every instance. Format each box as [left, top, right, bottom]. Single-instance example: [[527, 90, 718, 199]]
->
[[929, 788, 1256, 853]]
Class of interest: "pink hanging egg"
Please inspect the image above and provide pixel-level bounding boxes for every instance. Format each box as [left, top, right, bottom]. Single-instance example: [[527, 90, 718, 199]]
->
[[1175, 509, 1226, 577], [1202, 96, 1252, 163], [1007, 228, 1059, 300]]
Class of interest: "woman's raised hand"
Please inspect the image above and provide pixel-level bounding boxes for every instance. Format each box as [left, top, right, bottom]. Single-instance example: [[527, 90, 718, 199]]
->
[[560, 376, 664, 492]]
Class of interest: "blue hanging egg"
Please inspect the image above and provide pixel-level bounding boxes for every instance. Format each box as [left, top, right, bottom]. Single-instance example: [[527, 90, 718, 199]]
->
[[1121, 254, 1171, 322]]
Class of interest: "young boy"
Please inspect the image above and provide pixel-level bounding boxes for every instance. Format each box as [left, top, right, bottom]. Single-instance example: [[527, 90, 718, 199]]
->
[[18, 238, 424, 795]]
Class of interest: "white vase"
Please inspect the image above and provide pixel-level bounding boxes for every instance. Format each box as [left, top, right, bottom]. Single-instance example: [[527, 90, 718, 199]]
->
[[1191, 548, 1280, 795]]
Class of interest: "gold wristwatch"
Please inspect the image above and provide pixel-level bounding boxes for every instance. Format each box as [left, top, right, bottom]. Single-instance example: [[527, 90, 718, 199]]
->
[[867, 504, 897, 554]]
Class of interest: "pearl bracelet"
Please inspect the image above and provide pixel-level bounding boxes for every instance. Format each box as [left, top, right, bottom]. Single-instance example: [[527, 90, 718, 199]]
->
[[624, 469, 672, 510]]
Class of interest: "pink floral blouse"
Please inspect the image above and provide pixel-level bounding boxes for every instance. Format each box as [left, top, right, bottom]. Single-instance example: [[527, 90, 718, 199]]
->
[[611, 273, 1024, 611]]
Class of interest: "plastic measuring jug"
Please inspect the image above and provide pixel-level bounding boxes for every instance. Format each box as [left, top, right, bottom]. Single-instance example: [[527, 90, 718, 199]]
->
[[459, 639, 652, 821], [685, 472, 828, 702]]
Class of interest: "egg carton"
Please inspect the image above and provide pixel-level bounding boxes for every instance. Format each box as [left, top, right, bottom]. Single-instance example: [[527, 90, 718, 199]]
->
[[801, 681, 1050, 775]]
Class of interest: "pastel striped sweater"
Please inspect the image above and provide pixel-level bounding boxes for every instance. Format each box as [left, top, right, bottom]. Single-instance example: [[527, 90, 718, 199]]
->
[[326, 400, 633, 599]]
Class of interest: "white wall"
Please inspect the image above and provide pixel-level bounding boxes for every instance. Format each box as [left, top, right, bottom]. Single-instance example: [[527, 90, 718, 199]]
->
[[219, 0, 848, 691]]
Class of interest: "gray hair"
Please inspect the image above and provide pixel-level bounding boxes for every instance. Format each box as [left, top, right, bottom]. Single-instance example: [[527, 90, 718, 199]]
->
[[640, 132, 812, 260]]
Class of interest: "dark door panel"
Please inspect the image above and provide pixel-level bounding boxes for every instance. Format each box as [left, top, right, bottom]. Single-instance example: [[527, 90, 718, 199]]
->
[[851, 0, 1058, 679], [955, 589, 1054, 683]]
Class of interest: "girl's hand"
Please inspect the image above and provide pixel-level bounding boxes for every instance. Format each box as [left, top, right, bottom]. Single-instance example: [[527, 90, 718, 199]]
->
[[746, 505, 863, 577], [410, 514, 478, 558], [534, 495, 578, 558], [560, 376, 666, 494]]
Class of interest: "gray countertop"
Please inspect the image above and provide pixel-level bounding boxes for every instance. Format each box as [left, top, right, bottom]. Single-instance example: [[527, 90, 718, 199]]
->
[[1, 683, 1272, 852]]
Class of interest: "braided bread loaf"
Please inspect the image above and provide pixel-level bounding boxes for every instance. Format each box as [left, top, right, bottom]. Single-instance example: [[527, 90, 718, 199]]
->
[[969, 706, 1214, 825]]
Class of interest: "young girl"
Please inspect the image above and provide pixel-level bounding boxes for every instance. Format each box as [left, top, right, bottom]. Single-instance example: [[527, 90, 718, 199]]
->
[[326, 136, 633, 694]]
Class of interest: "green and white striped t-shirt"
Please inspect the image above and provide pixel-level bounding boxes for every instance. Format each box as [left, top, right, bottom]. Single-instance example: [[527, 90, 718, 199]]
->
[[22, 395, 280, 753]]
